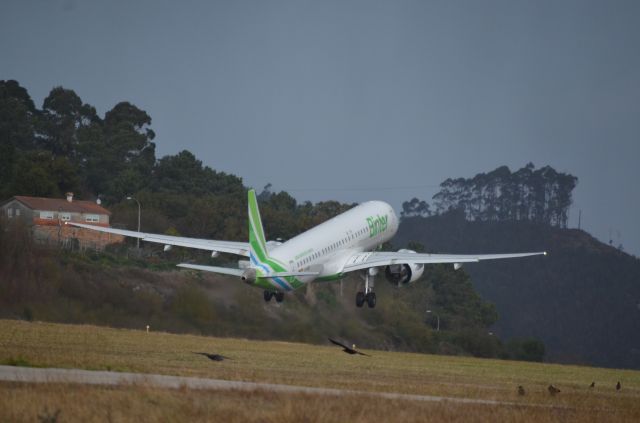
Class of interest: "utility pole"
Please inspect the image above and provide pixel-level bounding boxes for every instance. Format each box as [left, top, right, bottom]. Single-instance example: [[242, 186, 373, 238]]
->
[[578, 209, 581, 230], [126, 196, 141, 249]]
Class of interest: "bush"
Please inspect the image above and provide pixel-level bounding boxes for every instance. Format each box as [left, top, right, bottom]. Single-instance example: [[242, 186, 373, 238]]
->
[[505, 338, 546, 362]]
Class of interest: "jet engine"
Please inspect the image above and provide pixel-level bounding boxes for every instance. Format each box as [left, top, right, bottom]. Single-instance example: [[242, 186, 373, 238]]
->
[[384, 249, 425, 287]]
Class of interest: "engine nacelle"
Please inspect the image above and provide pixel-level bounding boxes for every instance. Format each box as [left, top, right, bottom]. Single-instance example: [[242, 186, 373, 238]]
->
[[384, 249, 425, 287], [241, 268, 256, 284]]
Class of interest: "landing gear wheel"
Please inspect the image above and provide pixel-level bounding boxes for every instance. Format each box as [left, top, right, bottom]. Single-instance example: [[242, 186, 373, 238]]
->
[[275, 292, 284, 303], [365, 292, 377, 308], [355, 291, 365, 308], [263, 290, 273, 302]]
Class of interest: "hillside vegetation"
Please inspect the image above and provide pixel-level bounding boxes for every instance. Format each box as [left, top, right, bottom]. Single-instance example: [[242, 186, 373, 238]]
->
[[0, 217, 520, 359], [1, 79, 547, 362], [396, 210, 640, 370]]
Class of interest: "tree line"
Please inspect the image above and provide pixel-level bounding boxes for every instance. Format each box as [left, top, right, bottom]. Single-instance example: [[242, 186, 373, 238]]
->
[[0, 80, 355, 241], [1, 80, 258, 205], [3, 80, 578, 239], [403, 164, 578, 228]]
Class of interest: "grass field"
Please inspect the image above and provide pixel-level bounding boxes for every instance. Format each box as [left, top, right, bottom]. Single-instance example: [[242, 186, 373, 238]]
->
[[1, 319, 639, 422]]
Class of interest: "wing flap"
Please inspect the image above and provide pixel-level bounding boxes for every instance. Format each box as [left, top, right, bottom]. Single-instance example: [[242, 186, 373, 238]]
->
[[176, 263, 245, 276], [342, 251, 546, 273]]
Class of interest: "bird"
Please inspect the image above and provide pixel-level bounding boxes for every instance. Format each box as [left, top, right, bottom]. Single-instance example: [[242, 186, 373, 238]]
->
[[548, 384, 561, 395], [193, 352, 231, 361], [37, 407, 61, 423], [328, 338, 370, 356], [589, 381, 595, 388], [616, 381, 621, 391], [517, 385, 526, 396]]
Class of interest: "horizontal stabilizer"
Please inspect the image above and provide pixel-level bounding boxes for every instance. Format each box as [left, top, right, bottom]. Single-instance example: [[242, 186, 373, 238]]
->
[[177, 263, 317, 279], [177, 263, 245, 277]]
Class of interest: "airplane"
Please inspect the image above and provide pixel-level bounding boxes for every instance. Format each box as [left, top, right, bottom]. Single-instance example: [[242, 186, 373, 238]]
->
[[68, 189, 546, 308]]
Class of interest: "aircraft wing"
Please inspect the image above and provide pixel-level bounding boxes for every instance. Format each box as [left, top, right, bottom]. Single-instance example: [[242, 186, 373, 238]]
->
[[66, 222, 249, 256], [341, 250, 546, 273]]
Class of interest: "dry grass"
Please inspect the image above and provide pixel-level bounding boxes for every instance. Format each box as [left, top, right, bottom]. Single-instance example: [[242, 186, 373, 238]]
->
[[2, 382, 633, 423], [1, 319, 639, 422]]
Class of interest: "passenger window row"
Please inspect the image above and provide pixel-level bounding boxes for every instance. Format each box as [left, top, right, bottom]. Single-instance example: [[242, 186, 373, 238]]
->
[[296, 226, 370, 268]]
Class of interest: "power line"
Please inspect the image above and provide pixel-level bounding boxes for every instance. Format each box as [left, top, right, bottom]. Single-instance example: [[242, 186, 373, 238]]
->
[[282, 184, 441, 193]]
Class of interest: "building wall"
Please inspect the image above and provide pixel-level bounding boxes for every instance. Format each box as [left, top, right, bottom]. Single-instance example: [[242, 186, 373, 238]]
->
[[2, 200, 110, 225], [1, 199, 122, 251], [31, 209, 110, 227], [33, 225, 125, 251], [1, 200, 33, 222]]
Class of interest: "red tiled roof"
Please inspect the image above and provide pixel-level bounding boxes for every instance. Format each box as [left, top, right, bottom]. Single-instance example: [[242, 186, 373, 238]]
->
[[10, 196, 112, 215]]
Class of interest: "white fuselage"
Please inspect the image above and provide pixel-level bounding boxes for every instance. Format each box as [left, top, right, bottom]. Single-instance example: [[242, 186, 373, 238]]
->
[[269, 201, 399, 280]]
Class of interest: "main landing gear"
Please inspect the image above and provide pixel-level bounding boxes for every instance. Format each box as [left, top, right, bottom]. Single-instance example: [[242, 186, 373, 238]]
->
[[355, 270, 377, 309], [263, 290, 284, 303]]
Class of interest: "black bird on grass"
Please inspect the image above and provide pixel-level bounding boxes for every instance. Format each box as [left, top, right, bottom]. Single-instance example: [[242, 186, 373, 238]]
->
[[328, 338, 370, 356], [616, 381, 621, 391], [589, 381, 595, 388], [517, 385, 526, 396], [37, 407, 61, 423], [193, 352, 231, 361], [548, 384, 561, 395]]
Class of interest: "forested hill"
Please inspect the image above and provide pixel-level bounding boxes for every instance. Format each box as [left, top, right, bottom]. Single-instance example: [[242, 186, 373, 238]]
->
[[1, 79, 531, 361], [0, 79, 356, 240], [395, 210, 640, 370], [4, 79, 636, 368]]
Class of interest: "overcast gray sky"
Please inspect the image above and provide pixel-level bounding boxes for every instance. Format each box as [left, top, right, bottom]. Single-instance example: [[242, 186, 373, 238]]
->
[[2, 0, 639, 254]]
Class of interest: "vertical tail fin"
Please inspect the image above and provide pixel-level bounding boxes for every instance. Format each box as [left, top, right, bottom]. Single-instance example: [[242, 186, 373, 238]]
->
[[247, 190, 301, 291], [248, 189, 269, 264]]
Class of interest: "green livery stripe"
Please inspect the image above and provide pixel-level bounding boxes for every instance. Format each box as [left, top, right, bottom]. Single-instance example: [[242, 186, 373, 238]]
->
[[248, 189, 268, 261], [246, 190, 330, 290], [247, 189, 297, 288], [255, 277, 305, 290]]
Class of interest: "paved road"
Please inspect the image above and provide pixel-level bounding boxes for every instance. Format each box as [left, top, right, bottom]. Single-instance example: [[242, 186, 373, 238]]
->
[[0, 365, 545, 408]]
